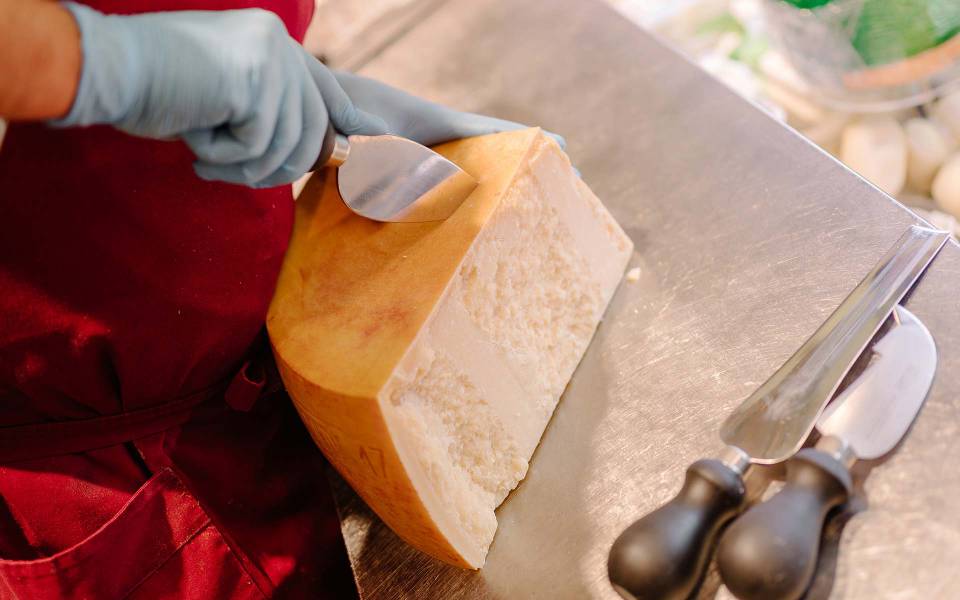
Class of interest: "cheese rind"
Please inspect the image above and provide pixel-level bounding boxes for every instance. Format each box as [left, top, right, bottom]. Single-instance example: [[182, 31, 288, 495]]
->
[[268, 129, 632, 568]]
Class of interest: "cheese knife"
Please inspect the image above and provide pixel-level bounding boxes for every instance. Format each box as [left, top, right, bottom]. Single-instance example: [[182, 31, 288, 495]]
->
[[312, 124, 478, 223], [716, 304, 937, 600], [607, 225, 948, 600]]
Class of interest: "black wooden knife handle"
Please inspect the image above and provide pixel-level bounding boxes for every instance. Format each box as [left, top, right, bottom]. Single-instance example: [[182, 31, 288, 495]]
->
[[716, 448, 853, 600], [608, 459, 746, 600]]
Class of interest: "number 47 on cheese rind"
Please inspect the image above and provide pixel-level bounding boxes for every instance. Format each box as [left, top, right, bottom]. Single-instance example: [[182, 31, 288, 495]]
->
[[267, 128, 633, 568]]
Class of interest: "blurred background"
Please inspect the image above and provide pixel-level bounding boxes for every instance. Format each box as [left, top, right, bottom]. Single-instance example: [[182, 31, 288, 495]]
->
[[610, 0, 960, 237], [302, 0, 440, 69]]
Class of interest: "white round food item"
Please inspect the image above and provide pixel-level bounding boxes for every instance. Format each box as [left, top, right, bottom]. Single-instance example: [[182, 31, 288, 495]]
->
[[932, 89, 960, 140], [840, 116, 907, 196], [904, 118, 951, 193], [932, 152, 960, 218], [933, 116, 959, 151]]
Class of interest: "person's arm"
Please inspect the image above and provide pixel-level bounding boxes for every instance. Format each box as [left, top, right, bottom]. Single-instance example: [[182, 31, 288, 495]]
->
[[0, 2, 560, 188], [0, 0, 81, 120]]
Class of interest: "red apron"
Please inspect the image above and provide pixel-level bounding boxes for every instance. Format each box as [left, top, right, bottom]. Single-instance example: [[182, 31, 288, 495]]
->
[[0, 2, 357, 598]]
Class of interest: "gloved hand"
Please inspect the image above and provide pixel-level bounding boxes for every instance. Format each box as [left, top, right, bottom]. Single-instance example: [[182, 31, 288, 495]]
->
[[55, 4, 390, 188], [55, 4, 564, 189], [333, 71, 566, 149]]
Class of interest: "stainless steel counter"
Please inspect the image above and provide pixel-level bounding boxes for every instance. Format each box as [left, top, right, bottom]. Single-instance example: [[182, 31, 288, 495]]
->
[[331, 0, 960, 597]]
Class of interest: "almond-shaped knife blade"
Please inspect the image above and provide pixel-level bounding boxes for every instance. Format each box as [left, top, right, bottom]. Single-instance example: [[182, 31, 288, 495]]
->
[[817, 304, 936, 459], [337, 134, 478, 223], [312, 125, 479, 223]]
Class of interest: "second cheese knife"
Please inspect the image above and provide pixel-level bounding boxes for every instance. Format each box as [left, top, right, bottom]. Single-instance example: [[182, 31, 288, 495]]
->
[[607, 225, 948, 600], [716, 304, 937, 600]]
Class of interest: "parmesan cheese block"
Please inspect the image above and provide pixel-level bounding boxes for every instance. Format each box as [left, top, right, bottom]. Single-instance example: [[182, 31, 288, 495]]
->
[[267, 128, 633, 568]]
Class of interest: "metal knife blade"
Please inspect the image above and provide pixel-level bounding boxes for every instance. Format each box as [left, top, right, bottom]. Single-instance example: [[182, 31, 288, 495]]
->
[[719, 225, 948, 463], [337, 134, 478, 223], [817, 304, 936, 460]]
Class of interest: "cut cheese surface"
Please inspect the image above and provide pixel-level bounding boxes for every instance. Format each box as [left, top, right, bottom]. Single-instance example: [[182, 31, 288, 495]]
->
[[267, 129, 633, 568]]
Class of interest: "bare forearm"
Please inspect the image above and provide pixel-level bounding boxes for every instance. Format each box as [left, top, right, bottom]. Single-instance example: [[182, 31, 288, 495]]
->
[[0, 0, 81, 120]]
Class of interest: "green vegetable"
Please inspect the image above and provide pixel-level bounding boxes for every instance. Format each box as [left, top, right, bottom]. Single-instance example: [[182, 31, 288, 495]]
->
[[780, 0, 960, 66], [853, 0, 960, 65], [780, 0, 833, 7], [696, 12, 745, 37], [732, 35, 769, 69]]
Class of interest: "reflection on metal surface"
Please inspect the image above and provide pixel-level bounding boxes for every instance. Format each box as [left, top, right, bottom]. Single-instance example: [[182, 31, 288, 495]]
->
[[718, 445, 751, 475], [817, 305, 937, 461], [338, 134, 478, 222], [719, 225, 948, 464], [333, 0, 960, 598], [326, 133, 351, 167]]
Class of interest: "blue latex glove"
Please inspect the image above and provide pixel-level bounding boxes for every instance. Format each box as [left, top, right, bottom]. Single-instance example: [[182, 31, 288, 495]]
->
[[55, 4, 390, 188], [332, 71, 566, 150]]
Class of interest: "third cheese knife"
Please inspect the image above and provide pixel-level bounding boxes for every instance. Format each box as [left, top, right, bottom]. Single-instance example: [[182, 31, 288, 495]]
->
[[716, 305, 937, 600], [607, 225, 948, 600]]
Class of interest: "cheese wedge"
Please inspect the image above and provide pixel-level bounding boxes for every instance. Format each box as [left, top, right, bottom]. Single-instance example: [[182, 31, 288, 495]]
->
[[267, 128, 633, 568]]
